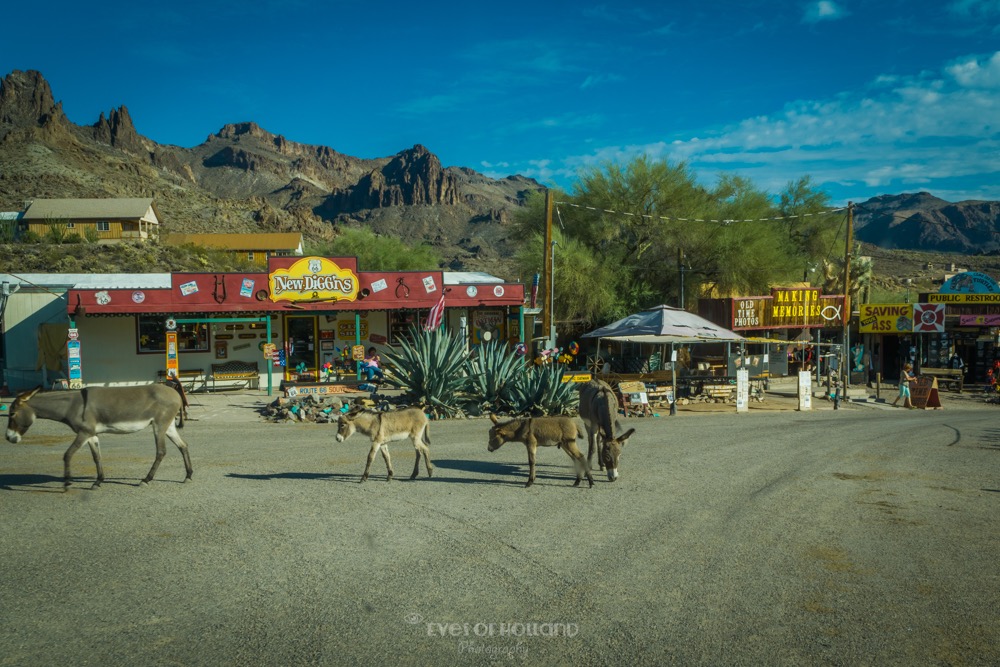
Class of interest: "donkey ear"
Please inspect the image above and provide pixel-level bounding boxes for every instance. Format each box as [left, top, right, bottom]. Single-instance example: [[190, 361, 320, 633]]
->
[[20, 386, 42, 401], [618, 428, 636, 443], [489, 413, 499, 424]]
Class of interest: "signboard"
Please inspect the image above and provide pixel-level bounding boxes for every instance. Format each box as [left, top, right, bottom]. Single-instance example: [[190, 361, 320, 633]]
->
[[560, 373, 593, 383], [351, 345, 365, 361], [736, 369, 749, 413], [911, 376, 942, 410], [67, 339, 82, 389], [165, 331, 179, 379], [859, 304, 912, 333], [731, 289, 845, 330], [928, 293, 1000, 304], [797, 371, 812, 411], [960, 314, 1000, 326], [912, 303, 946, 333], [938, 271, 1000, 294], [269, 257, 360, 303]]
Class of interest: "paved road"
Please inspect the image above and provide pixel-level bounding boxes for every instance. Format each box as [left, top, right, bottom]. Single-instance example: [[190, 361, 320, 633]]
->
[[1, 392, 997, 666]]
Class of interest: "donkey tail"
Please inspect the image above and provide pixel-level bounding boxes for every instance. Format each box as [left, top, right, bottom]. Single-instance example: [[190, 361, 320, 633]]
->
[[166, 379, 189, 428], [422, 421, 431, 446]]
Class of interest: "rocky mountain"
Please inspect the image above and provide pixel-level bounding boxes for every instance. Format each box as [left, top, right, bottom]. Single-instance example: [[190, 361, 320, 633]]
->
[[853, 192, 1000, 254], [0, 69, 544, 275], [3, 68, 1000, 276]]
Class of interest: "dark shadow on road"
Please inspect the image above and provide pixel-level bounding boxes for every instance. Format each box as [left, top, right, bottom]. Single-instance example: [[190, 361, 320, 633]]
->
[[227, 471, 339, 482]]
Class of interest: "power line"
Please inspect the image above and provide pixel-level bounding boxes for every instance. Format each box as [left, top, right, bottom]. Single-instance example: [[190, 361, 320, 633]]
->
[[554, 201, 847, 224]]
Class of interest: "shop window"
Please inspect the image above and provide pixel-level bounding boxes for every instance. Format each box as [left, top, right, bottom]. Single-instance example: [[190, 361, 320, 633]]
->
[[389, 311, 421, 345], [136, 316, 209, 354]]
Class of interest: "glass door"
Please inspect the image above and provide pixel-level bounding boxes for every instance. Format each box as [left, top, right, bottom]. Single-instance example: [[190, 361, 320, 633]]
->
[[285, 316, 318, 380]]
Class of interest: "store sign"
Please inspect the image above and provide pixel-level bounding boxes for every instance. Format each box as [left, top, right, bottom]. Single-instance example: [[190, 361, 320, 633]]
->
[[859, 304, 912, 333], [731, 289, 844, 330], [938, 271, 1000, 294], [269, 257, 360, 303], [928, 293, 1000, 304], [913, 303, 946, 332], [960, 314, 1000, 326]]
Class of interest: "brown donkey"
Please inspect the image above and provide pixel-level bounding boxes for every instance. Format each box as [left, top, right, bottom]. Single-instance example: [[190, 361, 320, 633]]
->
[[487, 414, 594, 488]]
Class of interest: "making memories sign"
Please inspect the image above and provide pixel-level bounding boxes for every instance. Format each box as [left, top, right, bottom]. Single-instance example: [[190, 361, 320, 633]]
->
[[731, 289, 844, 330]]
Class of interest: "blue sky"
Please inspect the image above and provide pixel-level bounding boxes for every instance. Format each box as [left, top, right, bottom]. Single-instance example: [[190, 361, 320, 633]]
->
[[4, 0, 1000, 205]]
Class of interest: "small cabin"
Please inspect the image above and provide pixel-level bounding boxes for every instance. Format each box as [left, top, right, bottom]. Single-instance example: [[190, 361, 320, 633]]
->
[[22, 198, 161, 243]]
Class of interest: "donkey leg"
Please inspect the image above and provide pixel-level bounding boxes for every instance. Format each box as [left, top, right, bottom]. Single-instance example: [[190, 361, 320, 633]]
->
[[86, 437, 105, 489], [421, 425, 433, 477], [379, 444, 394, 482], [361, 441, 380, 482], [63, 433, 90, 490], [165, 422, 194, 482], [524, 442, 536, 488], [141, 431, 168, 486], [410, 441, 421, 480], [564, 441, 594, 488]]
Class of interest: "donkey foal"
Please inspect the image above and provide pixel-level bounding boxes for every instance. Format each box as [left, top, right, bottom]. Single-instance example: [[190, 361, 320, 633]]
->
[[335, 407, 433, 482], [487, 414, 594, 488]]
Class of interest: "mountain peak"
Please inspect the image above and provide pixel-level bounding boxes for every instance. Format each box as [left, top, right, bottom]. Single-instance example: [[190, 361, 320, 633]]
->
[[0, 69, 65, 130]]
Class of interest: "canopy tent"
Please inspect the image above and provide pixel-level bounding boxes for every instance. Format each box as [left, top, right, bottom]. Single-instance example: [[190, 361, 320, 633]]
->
[[581, 305, 744, 344]]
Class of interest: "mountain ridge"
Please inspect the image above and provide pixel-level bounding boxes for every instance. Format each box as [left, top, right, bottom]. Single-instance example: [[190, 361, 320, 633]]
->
[[2, 68, 1000, 280]]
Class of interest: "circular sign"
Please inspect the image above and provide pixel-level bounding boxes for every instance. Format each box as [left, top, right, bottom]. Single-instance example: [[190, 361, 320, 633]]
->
[[131, 291, 145, 304], [466, 285, 478, 297], [493, 285, 505, 297], [165, 318, 177, 331]]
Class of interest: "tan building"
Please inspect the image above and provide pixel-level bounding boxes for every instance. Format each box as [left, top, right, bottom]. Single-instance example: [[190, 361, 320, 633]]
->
[[22, 198, 161, 243], [162, 233, 304, 267]]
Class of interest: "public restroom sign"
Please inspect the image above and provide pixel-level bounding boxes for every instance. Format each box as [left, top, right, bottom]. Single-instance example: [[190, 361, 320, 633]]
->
[[269, 257, 360, 303]]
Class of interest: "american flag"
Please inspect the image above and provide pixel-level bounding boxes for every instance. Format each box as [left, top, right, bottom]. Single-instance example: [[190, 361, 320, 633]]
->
[[424, 292, 446, 331]]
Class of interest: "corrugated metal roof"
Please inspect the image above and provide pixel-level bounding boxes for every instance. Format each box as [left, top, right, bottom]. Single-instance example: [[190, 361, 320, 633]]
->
[[162, 233, 304, 251], [444, 271, 505, 284], [0, 273, 171, 290], [22, 198, 156, 220]]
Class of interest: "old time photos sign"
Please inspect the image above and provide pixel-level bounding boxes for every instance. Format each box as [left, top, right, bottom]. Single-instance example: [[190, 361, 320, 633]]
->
[[732, 289, 845, 330]]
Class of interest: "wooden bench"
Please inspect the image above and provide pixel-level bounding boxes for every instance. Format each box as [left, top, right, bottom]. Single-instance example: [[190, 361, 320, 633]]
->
[[919, 367, 964, 393], [156, 369, 205, 392], [209, 361, 260, 391]]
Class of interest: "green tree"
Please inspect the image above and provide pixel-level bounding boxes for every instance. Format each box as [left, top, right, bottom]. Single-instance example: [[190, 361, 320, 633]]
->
[[307, 226, 441, 270]]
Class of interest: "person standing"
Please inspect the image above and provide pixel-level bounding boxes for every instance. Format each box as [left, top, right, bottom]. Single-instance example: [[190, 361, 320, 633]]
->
[[950, 351, 965, 373], [892, 363, 916, 409]]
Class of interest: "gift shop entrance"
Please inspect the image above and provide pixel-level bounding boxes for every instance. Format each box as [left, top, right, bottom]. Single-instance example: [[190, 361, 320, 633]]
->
[[285, 315, 318, 381]]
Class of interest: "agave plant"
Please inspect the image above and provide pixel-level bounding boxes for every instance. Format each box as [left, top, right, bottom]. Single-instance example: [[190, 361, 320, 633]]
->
[[504, 363, 580, 416], [382, 325, 469, 417], [465, 340, 527, 413]]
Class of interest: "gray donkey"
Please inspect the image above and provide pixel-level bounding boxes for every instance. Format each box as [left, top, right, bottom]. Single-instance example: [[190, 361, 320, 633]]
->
[[487, 413, 594, 488], [578, 380, 635, 482]]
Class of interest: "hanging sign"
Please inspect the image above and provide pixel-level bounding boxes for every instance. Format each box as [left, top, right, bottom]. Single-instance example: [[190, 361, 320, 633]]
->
[[912, 303, 946, 333]]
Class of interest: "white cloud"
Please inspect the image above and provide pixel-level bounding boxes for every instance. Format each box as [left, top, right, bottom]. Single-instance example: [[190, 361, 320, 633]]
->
[[948, 0, 1000, 17], [802, 1, 849, 23], [555, 51, 1000, 200], [580, 73, 623, 89]]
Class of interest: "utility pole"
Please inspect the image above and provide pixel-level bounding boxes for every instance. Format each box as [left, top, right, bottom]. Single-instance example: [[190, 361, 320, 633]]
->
[[841, 202, 854, 401], [677, 248, 685, 309], [542, 190, 554, 347]]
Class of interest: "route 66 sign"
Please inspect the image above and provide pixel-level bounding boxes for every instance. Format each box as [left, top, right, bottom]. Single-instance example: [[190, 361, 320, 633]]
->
[[165, 318, 177, 331]]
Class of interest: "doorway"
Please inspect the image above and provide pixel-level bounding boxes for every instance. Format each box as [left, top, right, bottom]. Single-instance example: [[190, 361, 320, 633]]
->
[[285, 316, 317, 379]]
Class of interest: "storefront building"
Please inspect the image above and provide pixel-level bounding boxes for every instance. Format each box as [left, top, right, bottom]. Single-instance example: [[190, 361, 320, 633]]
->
[[700, 287, 847, 378], [860, 271, 1000, 384], [3, 256, 525, 393]]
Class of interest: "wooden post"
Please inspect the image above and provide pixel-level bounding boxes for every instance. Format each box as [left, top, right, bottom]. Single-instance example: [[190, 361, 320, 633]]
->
[[542, 189, 553, 346], [842, 202, 854, 395]]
